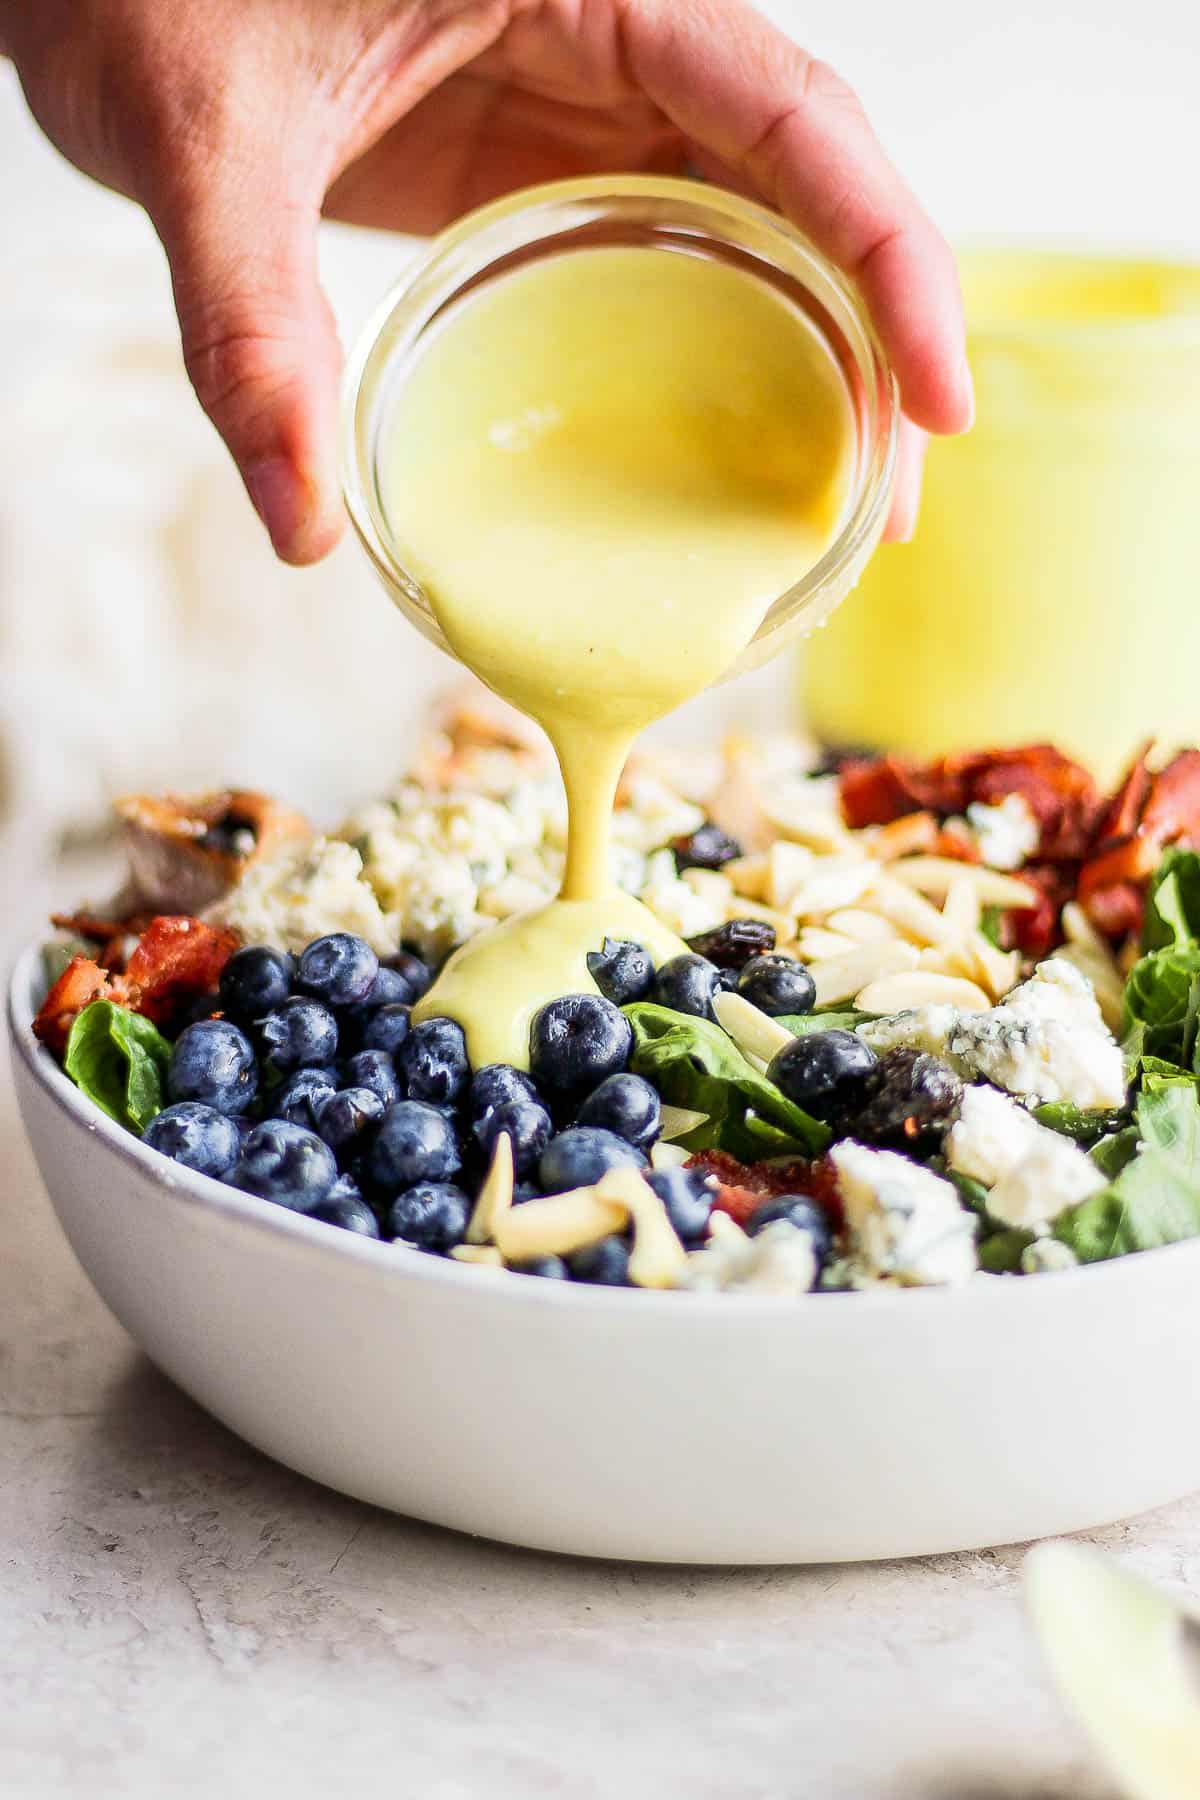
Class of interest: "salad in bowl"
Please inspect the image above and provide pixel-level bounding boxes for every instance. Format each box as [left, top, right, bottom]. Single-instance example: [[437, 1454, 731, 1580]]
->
[[29, 701, 1200, 1301]]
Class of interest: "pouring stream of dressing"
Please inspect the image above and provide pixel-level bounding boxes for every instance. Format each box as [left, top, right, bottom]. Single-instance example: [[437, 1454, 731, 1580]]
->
[[380, 245, 855, 1067]]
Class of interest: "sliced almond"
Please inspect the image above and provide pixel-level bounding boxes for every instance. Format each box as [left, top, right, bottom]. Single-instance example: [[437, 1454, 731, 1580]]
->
[[650, 1141, 693, 1171], [466, 1131, 514, 1246], [1062, 900, 1113, 959], [811, 940, 920, 1006], [659, 1104, 709, 1142], [761, 793, 854, 855], [886, 858, 1039, 909], [764, 840, 815, 911], [794, 927, 860, 962], [871, 876, 961, 948], [494, 1185, 628, 1261], [450, 1245, 504, 1268], [789, 856, 878, 921], [970, 934, 1023, 1000], [943, 874, 982, 939], [712, 989, 797, 1063], [680, 867, 734, 909], [854, 970, 991, 1014], [724, 853, 768, 903], [825, 908, 899, 944], [597, 1168, 687, 1290]]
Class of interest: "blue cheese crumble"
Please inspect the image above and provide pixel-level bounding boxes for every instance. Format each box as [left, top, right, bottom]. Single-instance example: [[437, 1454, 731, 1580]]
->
[[827, 1142, 979, 1287]]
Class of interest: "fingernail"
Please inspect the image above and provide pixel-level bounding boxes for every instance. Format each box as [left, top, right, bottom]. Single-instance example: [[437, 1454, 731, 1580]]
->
[[244, 455, 306, 558]]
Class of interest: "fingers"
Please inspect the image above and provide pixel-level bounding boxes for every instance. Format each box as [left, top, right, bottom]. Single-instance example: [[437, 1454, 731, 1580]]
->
[[619, 0, 973, 436], [152, 168, 344, 565], [884, 418, 929, 543]]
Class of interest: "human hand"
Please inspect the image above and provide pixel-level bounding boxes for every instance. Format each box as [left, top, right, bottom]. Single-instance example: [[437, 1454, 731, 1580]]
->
[[2, 0, 971, 563]]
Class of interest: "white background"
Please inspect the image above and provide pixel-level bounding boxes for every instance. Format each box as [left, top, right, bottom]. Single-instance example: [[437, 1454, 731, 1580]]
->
[[2, 0, 1198, 872]]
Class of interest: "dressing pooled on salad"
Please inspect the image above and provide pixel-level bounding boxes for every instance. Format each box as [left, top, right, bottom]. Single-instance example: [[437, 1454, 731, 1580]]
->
[[379, 245, 856, 1066]]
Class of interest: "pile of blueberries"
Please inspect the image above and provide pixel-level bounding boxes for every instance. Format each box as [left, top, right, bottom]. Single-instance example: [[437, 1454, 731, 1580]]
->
[[139, 928, 793, 1284]]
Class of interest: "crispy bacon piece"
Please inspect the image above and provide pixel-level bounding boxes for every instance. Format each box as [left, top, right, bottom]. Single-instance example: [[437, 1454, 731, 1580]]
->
[[34, 915, 238, 1055], [1079, 748, 1200, 936], [32, 956, 126, 1056], [840, 745, 1100, 861], [122, 915, 239, 1027]]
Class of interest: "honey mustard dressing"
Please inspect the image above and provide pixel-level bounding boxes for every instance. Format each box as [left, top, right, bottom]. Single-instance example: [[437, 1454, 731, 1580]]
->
[[381, 245, 855, 1067]]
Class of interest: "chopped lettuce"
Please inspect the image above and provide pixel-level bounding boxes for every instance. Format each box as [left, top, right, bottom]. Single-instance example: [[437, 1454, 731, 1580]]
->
[[625, 1002, 830, 1162], [1054, 1084, 1200, 1262], [63, 1000, 171, 1134], [1121, 849, 1200, 1072]]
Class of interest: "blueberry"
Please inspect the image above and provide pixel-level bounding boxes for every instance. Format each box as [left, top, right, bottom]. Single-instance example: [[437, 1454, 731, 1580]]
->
[[586, 937, 654, 1006], [362, 965, 416, 1009], [513, 1181, 542, 1203], [296, 933, 379, 1008], [469, 1063, 538, 1119], [339, 967, 415, 1050], [388, 1182, 470, 1251], [271, 1065, 338, 1129], [530, 994, 633, 1097], [369, 1100, 462, 1194], [218, 945, 295, 1022], [258, 996, 339, 1077], [473, 1096, 553, 1177], [746, 1193, 833, 1268], [575, 1073, 660, 1151], [315, 1085, 385, 1159], [341, 1049, 402, 1110], [668, 822, 742, 871], [650, 953, 728, 1020], [230, 1121, 337, 1212], [567, 1236, 631, 1285], [509, 1254, 570, 1281], [362, 1003, 412, 1057], [767, 1030, 878, 1124], [309, 1189, 381, 1238], [168, 1019, 258, 1116], [538, 1127, 645, 1195], [398, 1017, 470, 1108], [384, 948, 433, 1001], [646, 1166, 717, 1243], [142, 1102, 242, 1179], [737, 954, 817, 1017]]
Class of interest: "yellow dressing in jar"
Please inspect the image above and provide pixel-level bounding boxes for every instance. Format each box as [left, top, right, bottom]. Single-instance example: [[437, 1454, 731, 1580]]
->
[[342, 180, 897, 1070], [804, 252, 1200, 783]]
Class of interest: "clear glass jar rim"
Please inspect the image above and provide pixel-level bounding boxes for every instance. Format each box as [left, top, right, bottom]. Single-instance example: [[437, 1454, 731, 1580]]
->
[[341, 175, 899, 663]]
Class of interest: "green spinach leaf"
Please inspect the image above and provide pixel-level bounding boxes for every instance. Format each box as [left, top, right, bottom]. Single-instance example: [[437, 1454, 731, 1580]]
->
[[1055, 1084, 1200, 1262], [978, 1228, 1033, 1274], [625, 1002, 830, 1161], [775, 1009, 871, 1037], [63, 1000, 171, 1134]]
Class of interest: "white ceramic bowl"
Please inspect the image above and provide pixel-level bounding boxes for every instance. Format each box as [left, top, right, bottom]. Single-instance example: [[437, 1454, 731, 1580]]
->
[[11, 942, 1200, 1564]]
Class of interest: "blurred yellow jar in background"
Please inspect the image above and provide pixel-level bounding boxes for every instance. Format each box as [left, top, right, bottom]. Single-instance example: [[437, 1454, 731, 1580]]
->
[[803, 252, 1200, 783]]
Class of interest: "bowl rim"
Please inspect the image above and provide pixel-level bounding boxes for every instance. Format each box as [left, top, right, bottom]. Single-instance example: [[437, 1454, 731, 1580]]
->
[[11, 938, 1200, 1319]]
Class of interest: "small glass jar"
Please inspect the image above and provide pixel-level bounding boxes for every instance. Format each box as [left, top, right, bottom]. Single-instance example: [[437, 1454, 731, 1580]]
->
[[804, 249, 1200, 781], [341, 175, 897, 678]]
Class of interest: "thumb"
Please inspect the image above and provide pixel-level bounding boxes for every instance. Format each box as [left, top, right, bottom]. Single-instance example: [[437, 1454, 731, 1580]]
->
[[154, 171, 344, 566]]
